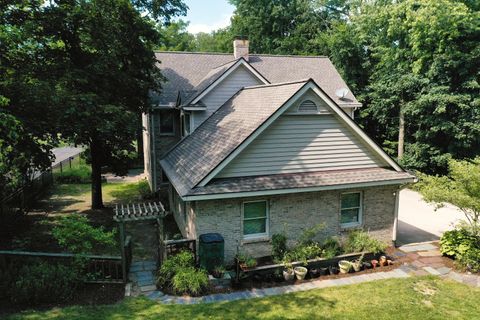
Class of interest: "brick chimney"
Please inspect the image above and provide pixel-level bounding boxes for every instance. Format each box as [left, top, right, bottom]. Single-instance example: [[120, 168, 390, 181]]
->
[[233, 36, 249, 61]]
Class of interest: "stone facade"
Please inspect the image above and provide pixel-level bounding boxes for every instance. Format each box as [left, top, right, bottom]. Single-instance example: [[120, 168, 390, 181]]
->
[[171, 185, 399, 264]]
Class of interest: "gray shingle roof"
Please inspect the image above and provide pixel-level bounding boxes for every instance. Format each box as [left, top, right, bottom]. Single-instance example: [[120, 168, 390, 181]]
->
[[160, 80, 309, 196], [188, 168, 415, 197], [152, 52, 360, 107]]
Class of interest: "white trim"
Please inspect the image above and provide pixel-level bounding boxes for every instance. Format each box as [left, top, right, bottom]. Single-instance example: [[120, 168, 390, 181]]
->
[[198, 81, 402, 187], [242, 200, 269, 239], [340, 191, 363, 228], [198, 82, 312, 186], [190, 58, 269, 105], [150, 113, 157, 191], [183, 106, 206, 111], [392, 187, 400, 243], [182, 177, 414, 201]]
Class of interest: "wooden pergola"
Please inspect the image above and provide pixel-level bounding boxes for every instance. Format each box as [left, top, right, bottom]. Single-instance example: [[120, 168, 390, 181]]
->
[[114, 201, 168, 278]]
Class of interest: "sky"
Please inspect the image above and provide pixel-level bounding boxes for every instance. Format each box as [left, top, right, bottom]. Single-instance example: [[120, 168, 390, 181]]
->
[[182, 0, 235, 34]]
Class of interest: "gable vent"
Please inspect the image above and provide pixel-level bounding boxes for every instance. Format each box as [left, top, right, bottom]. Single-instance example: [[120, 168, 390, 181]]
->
[[297, 100, 318, 113]]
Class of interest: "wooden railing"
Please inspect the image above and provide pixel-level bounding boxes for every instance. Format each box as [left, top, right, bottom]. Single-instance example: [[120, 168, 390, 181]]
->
[[0, 249, 129, 284]]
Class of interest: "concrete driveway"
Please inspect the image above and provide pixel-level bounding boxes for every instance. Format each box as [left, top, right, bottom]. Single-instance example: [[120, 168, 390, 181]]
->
[[397, 189, 465, 245]]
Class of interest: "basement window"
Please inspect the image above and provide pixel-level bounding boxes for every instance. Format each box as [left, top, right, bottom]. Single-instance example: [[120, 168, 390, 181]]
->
[[243, 200, 268, 238], [340, 192, 362, 227]]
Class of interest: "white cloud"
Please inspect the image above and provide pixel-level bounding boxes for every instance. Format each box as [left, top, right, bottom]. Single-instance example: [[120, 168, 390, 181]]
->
[[187, 14, 232, 34]]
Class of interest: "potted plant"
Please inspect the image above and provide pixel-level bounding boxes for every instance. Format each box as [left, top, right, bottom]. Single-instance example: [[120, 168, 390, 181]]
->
[[283, 262, 295, 281], [319, 267, 329, 275], [309, 267, 320, 278], [239, 256, 257, 271], [212, 265, 226, 279], [351, 253, 365, 272], [379, 255, 388, 267], [328, 265, 339, 275], [338, 260, 352, 274], [294, 266, 308, 280], [371, 259, 378, 269], [362, 261, 372, 269]]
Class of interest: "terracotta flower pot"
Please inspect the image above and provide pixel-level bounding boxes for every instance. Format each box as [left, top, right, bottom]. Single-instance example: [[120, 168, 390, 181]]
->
[[371, 259, 378, 269], [379, 256, 388, 267]]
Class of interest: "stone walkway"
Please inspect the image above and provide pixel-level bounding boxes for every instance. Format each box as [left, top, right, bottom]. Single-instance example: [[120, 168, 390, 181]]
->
[[129, 241, 480, 305], [128, 261, 157, 296]]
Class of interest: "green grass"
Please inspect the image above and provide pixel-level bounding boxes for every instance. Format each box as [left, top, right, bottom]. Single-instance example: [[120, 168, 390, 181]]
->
[[7, 277, 480, 319]]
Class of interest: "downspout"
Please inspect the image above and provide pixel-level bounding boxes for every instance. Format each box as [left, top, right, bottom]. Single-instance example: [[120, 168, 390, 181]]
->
[[392, 187, 401, 247], [150, 111, 158, 192]]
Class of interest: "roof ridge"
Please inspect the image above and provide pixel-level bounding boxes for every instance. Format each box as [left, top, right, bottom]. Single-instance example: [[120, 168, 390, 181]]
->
[[243, 79, 311, 90], [154, 51, 329, 59]]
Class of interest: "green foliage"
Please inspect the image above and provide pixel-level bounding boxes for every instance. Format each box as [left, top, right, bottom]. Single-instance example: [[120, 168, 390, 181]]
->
[[417, 157, 480, 236], [171, 267, 209, 296], [322, 237, 342, 259], [52, 215, 117, 255], [54, 163, 92, 184], [343, 230, 388, 254], [157, 250, 194, 289], [271, 233, 287, 260], [7, 261, 78, 305], [298, 223, 326, 245], [440, 225, 480, 272], [286, 243, 323, 265]]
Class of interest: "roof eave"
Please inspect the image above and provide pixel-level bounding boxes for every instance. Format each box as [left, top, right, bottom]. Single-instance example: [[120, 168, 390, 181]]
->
[[182, 176, 416, 201]]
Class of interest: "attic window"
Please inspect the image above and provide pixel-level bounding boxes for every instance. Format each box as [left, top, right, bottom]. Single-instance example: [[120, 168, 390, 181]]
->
[[297, 100, 318, 113]]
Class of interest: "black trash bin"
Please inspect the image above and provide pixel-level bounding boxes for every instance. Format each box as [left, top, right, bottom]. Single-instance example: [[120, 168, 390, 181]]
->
[[198, 233, 224, 271]]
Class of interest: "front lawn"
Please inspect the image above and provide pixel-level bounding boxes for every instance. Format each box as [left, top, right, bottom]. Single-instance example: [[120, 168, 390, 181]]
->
[[7, 276, 480, 319]]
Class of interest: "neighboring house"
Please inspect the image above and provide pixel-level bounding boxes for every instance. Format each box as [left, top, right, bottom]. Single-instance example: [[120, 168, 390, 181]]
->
[[143, 39, 415, 263]]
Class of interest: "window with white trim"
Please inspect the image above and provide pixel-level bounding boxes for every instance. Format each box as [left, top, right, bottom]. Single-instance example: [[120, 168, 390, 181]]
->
[[243, 200, 268, 237], [297, 100, 318, 113], [340, 192, 362, 227], [159, 110, 174, 135]]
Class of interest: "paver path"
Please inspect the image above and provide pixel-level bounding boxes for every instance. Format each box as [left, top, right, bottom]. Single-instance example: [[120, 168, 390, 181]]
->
[[131, 241, 479, 305]]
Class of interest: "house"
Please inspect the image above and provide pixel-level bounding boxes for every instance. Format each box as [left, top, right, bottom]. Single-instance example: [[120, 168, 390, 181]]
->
[[143, 38, 415, 263]]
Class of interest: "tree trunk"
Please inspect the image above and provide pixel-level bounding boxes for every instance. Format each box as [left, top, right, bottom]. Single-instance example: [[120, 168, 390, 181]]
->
[[90, 139, 104, 209], [398, 106, 405, 160]]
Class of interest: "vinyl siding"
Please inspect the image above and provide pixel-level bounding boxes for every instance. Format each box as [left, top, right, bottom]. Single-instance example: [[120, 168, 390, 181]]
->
[[217, 114, 387, 178], [192, 65, 263, 129]]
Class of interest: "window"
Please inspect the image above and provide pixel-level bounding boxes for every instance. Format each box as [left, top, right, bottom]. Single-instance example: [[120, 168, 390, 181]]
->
[[183, 113, 191, 136], [297, 100, 318, 113], [159, 110, 174, 135], [243, 200, 268, 237], [340, 192, 362, 227]]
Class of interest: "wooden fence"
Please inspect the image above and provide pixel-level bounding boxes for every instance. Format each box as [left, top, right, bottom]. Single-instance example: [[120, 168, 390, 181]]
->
[[0, 236, 132, 284]]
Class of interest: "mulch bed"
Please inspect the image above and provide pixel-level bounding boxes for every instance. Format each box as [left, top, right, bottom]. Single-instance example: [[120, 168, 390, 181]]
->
[[0, 283, 125, 317]]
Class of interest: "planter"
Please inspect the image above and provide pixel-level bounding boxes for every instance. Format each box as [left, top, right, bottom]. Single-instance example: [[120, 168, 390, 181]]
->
[[212, 270, 224, 279], [371, 259, 378, 269], [240, 262, 258, 271], [329, 266, 340, 275], [309, 268, 320, 278], [338, 260, 352, 274], [362, 262, 372, 269], [319, 267, 329, 276], [294, 266, 308, 280], [379, 256, 388, 267], [352, 261, 362, 272], [283, 269, 295, 281]]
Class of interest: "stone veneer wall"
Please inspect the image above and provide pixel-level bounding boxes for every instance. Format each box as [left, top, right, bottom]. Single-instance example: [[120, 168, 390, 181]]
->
[[189, 185, 399, 264]]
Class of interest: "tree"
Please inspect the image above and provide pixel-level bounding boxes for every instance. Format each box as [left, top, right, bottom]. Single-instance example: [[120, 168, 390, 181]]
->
[[156, 20, 196, 51], [37, 0, 185, 209], [418, 157, 480, 237]]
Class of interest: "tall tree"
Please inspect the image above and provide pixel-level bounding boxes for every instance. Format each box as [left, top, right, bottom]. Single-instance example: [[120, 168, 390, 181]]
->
[[38, 0, 185, 209]]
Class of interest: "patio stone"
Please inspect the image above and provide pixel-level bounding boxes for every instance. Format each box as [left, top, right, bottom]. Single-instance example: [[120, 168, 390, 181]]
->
[[399, 243, 437, 252], [437, 267, 452, 275], [413, 270, 429, 276], [423, 267, 441, 276], [136, 271, 154, 278], [138, 278, 155, 286], [417, 250, 442, 257], [140, 284, 157, 292]]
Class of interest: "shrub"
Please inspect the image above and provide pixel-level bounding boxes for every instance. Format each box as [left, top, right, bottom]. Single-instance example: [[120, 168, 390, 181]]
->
[[271, 233, 287, 260], [322, 237, 342, 259], [440, 227, 478, 257], [9, 261, 78, 304], [343, 230, 387, 254], [287, 243, 323, 265], [458, 248, 480, 273], [298, 223, 326, 245], [52, 215, 117, 255], [172, 267, 209, 296], [157, 251, 195, 288]]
